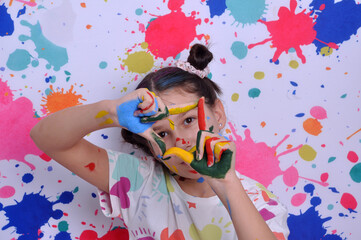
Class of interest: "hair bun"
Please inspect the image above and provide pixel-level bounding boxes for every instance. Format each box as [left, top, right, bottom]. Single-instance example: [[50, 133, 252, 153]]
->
[[187, 44, 213, 71]]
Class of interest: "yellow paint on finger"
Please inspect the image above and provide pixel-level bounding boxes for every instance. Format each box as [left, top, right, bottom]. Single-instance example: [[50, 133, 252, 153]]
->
[[172, 165, 178, 173], [214, 142, 230, 163], [95, 110, 109, 119], [169, 102, 198, 115], [164, 147, 194, 164], [189, 145, 196, 153]]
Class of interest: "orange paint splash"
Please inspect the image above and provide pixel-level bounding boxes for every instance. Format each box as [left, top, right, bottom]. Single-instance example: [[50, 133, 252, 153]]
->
[[303, 118, 322, 136], [80, 2, 86, 8], [86, 24, 92, 29], [347, 127, 361, 140], [41, 85, 86, 114]]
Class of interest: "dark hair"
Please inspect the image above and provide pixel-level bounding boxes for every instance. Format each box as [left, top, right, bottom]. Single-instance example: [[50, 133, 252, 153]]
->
[[121, 44, 222, 156]]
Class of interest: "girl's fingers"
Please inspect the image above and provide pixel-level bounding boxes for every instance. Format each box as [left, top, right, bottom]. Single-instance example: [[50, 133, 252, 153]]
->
[[140, 96, 169, 123], [205, 136, 220, 167], [214, 141, 232, 163], [135, 91, 157, 117], [163, 147, 194, 164]]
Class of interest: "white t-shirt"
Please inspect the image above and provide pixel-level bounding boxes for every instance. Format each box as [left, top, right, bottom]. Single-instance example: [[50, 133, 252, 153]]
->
[[98, 149, 289, 240]]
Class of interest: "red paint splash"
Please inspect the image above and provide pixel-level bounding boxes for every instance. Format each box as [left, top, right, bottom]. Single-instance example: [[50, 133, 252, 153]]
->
[[85, 162, 96, 171], [79, 227, 129, 240], [228, 122, 328, 188], [160, 227, 185, 240], [248, 0, 338, 64], [340, 192, 358, 212], [0, 79, 43, 170], [145, 0, 203, 60]]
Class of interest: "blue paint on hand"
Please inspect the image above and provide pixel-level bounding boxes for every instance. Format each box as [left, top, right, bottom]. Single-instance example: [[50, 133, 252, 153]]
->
[[116, 98, 157, 134]]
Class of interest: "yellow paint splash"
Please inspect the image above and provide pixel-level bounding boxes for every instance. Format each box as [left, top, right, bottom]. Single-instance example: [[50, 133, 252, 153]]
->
[[99, 118, 114, 127], [289, 60, 299, 69], [299, 144, 317, 161], [254, 71, 265, 80], [320, 46, 333, 56], [164, 147, 193, 164], [95, 110, 109, 118], [123, 51, 154, 73], [41, 85, 86, 114]]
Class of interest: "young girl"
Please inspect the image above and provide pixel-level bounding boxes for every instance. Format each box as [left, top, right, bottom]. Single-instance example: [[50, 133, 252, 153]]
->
[[31, 44, 289, 240]]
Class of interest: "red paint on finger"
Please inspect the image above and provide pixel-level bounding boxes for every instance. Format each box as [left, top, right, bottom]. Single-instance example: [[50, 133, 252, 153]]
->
[[205, 137, 219, 167], [198, 97, 206, 131], [85, 162, 96, 171], [140, 91, 155, 113]]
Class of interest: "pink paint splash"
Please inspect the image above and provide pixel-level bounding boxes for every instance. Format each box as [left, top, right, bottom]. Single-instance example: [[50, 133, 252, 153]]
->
[[15, 0, 37, 7], [248, 0, 338, 64], [0, 79, 43, 170], [145, 0, 203, 60], [0, 186, 16, 198], [79, 226, 129, 240], [228, 122, 328, 188]]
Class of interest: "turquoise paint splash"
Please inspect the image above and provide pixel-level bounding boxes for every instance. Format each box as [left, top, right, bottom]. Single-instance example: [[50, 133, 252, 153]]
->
[[248, 88, 261, 98], [19, 20, 68, 71], [226, 0, 267, 26], [231, 41, 248, 59], [6, 49, 32, 71]]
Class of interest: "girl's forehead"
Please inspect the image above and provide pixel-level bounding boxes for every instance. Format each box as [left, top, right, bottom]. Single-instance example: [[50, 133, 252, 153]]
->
[[158, 88, 199, 106]]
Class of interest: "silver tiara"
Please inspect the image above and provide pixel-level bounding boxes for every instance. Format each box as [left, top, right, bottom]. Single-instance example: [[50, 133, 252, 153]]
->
[[175, 60, 210, 79]]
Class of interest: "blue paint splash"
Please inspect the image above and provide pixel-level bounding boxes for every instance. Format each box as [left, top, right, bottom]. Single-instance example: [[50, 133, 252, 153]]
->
[[310, 0, 361, 54], [206, 0, 227, 18], [22, 173, 34, 183], [0, 3, 14, 37], [18, 20, 69, 71], [0, 188, 74, 240], [17, 6, 26, 18], [287, 183, 342, 239]]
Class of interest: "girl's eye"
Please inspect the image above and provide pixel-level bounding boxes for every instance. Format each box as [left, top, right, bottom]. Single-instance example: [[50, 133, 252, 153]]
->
[[184, 117, 195, 125], [158, 131, 168, 138]]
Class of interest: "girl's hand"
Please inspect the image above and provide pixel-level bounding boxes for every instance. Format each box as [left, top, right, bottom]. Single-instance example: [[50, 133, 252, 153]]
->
[[114, 88, 169, 157], [162, 97, 236, 179]]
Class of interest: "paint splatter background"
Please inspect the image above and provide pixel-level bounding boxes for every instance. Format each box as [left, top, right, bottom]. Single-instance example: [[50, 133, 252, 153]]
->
[[0, 0, 360, 239]]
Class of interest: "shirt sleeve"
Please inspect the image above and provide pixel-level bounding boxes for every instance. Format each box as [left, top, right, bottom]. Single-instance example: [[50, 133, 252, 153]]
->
[[97, 149, 155, 222], [238, 173, 290, 240]]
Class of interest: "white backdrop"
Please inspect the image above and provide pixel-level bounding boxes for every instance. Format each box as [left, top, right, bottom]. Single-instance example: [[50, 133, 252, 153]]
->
[[1, 0, 360, 239]]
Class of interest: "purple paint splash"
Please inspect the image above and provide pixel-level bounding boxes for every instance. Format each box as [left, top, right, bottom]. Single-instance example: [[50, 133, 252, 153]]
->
[[0, 187, 74, 240]]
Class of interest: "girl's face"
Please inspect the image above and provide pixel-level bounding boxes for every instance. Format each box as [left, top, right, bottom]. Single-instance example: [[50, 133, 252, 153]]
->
[[151, 87, 226, 179]]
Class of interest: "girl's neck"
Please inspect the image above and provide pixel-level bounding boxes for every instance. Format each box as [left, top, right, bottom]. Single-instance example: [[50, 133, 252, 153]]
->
[[174, 175, 216, 198]]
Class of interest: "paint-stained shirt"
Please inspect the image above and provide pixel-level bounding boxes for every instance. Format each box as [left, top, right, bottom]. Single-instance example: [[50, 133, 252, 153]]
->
[[97, 149, 290, 240]]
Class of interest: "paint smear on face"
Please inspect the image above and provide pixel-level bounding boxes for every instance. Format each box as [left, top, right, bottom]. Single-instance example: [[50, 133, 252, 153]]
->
[[123, 51, 154, 73], [18, 20, 68, 71], [145, 1, 203, 60], [0, 79, 43, 170], [303, 118, 323, 136], [248, 0, 337, 63], [41, 85, 86, 114]]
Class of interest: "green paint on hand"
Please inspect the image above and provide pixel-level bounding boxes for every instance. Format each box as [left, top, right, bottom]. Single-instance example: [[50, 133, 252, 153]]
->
[[141, 107, 169, 123], [151, 132, 166, 155]]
